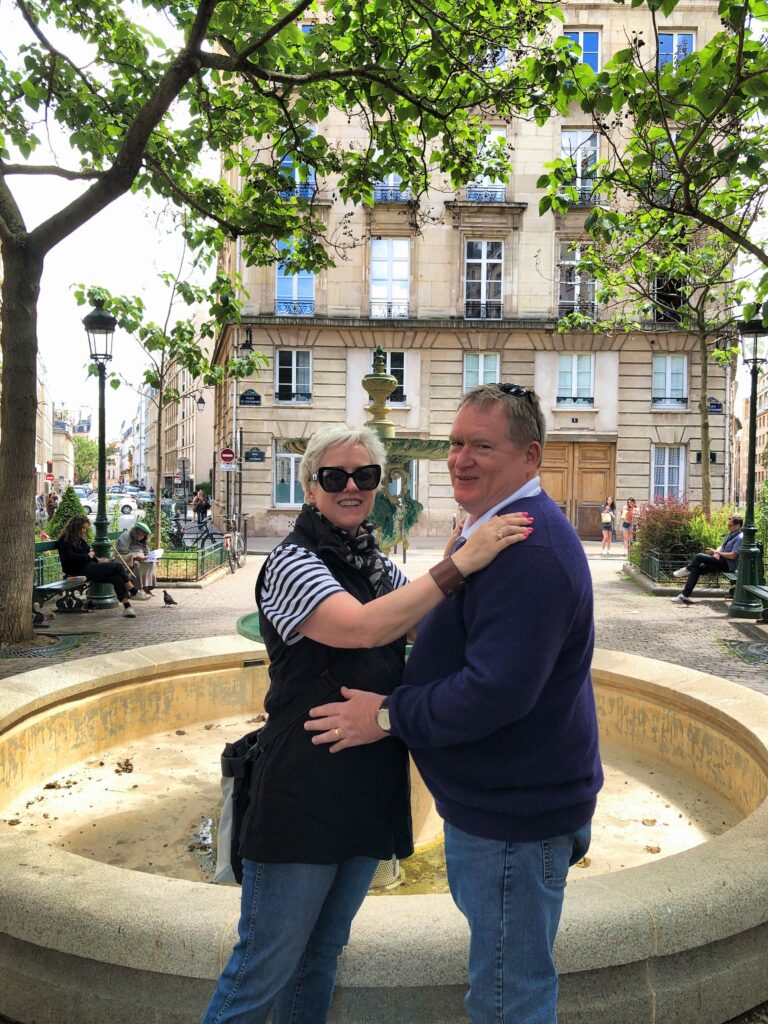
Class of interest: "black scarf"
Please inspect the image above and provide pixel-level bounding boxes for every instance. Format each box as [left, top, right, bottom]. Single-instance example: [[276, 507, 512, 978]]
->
[[302, 503, 388, 596]]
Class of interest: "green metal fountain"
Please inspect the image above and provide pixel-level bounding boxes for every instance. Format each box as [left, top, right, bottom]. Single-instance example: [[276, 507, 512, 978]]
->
[[287, 345, 450, 559]]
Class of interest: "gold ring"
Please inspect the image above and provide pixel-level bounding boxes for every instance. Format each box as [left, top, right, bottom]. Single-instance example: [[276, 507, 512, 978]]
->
[[334, 728, 341, 740], [497, 528, 504, 541]]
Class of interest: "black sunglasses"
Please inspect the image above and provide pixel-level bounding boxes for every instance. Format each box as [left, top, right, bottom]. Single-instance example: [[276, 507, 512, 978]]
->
[[312, 465, 382, 493], [494, 382, 531, 397]]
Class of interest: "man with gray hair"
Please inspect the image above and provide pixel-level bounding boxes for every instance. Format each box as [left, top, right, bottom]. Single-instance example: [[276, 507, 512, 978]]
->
[[308, 384, 603, 1023]]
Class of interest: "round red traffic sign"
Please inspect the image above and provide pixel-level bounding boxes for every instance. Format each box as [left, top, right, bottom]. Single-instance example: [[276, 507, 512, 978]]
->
[[220, 447, 236, 464], [45, 473, 55, 482]]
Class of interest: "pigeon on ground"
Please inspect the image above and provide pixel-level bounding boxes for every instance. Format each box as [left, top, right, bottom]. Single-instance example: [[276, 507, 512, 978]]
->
[[163, 590, 178, 607]]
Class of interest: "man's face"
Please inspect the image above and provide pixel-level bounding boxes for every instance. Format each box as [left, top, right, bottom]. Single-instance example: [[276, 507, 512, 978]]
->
[[448, 403, 541, 517]]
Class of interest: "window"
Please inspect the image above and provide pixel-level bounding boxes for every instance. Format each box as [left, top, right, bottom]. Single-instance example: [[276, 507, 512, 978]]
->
[[558, 243, 596, 319], [274, 443, 304, 507], [276, 242, 315, 315], [652, 353, 687, 407], [275, 349, 312, 403], [564, 30, 600, 72], [557, 354, 595, 405], [467, 128, 507, 202], [370, 238, 409, 318], [658, 32, 694, 69], [279, 135, 317, 199], [653, 275, 685, 324], [560, 130, 598, 205], [464, 241, 503, 319], [463, 352, 500, 391], [380, 350, 406, 403], [652, 445, 685, 500]]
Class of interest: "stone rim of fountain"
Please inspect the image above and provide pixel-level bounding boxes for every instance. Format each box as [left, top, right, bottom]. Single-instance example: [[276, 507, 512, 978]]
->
[[0, 639, 767, 1023]]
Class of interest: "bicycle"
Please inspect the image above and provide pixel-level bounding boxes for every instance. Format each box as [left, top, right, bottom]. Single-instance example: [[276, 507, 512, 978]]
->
[[169, 515, 219, 551], [224, 513, 248, 572]]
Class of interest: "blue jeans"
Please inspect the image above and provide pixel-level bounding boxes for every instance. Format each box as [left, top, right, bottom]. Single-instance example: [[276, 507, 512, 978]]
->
[[445, 821, 592, 1024], [202, 856, 378, 1024]]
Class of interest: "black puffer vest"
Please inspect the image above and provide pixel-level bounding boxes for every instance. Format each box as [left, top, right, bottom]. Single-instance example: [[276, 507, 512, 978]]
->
[[239, 507, 413, 864]]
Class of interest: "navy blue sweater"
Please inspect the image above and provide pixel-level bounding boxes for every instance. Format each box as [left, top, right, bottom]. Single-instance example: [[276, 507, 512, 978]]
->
[[389, 490, 603, 842]]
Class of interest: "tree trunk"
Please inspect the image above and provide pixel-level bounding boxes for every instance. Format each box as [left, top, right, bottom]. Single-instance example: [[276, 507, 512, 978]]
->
[[699, 330, 711, 518], [0, 243, 45, 645], [153, 377, 165, 554]]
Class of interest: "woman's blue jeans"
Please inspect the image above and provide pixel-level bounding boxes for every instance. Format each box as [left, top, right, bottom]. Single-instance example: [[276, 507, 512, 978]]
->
[[202, 856, 378, 1024], [445, 821, 592, 1024]]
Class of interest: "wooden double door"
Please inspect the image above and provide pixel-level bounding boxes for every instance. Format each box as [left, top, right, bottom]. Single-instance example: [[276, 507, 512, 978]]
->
[[540, 441, 616, 539]]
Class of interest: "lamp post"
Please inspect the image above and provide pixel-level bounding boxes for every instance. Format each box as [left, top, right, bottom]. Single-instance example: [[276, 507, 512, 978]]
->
[[82, 299, 119, 609], [728, 320, 768, 619]]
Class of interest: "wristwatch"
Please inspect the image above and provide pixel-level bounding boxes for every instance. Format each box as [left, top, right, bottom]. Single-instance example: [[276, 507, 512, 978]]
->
[[376, 698, 391, 733]]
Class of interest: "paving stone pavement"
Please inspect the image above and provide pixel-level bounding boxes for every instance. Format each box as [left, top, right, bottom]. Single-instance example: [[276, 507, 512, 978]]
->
[[1, 537, 767, 1023]]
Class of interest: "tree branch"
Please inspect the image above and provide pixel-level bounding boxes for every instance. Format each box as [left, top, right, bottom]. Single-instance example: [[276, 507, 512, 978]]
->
[[238, 0, 315, 60], [2, 164, 103, 180], [16, 0, 101, 97]]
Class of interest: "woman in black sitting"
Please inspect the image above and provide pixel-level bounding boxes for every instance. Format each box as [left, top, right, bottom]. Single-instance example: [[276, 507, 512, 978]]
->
[[56, 515, 139, 618]]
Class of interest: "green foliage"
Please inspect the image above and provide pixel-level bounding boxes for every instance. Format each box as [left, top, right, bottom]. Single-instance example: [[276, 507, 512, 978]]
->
[[73, 436, 100, 484], [632, 497, 699, 559], [756, 483, 768, 551], [108, 502, 122, 532], [688, 506, 738, 550], [140, 501, 172, 547], [46, 486, 87, 539]]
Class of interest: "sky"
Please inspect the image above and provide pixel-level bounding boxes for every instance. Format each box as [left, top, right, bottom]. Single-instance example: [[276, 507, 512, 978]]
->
[[2, 0, 204, 439]]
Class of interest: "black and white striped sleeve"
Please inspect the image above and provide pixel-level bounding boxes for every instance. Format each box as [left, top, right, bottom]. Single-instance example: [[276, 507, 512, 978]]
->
[[382, 556, 408, 591], [258, 545, 345, 645]]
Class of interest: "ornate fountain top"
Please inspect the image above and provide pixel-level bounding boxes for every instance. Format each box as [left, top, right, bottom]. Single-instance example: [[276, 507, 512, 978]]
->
[[362, 345, 399, 440]]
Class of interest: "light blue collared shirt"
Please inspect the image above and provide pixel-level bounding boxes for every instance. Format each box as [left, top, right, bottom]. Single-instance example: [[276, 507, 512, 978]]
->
[[460, 476, 542, 541]]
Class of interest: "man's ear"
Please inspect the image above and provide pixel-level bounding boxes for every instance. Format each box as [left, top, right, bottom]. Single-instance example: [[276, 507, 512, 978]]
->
[[526, 441, 542, 466]]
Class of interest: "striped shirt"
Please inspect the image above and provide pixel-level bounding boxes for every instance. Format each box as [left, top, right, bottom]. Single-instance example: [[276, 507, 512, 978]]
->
[[259, 543, 409, 645]]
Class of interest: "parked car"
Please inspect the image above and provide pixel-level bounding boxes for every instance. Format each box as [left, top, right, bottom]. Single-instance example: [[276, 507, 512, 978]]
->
[[73, 485, 93, 501], [81, 494, 138, 516], [136, 492, 175, 516]]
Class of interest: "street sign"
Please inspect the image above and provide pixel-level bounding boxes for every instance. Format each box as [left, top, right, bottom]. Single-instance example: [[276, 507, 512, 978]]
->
[[177, 457, 191, 470], [45, 472, 55, 482], [220, 463, 239, 473], [220, 447, 236, 463], [244, 446, 266, 463], [707, 397, 724, 414], [239, 389, 262, 407]]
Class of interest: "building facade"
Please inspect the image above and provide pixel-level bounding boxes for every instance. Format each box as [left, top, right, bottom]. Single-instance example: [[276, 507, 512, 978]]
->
[[212, 0, 730, 537]]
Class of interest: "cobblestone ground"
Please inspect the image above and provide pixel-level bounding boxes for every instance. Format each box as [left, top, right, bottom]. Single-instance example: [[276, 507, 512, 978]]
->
[[1, 539, 767, 1022]]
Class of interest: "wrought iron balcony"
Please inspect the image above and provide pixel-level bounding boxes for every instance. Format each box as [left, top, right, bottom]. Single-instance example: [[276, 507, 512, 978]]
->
[[558, 301, 597, 320], [275, 300, 316, 316], [651, 395, 688, 407], [275, 390, 312, 403], [466, 185, 506, 202], [374, 184, 411, 202], [556, 395, 595, 406], [370, 301, 409, 319], [279, 183, 316, 200], [567, 184, 599, 206], [464, 301, 503, 320]]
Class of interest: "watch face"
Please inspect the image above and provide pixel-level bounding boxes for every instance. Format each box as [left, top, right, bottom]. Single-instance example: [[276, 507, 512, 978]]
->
[[377, 706, 391, 732]]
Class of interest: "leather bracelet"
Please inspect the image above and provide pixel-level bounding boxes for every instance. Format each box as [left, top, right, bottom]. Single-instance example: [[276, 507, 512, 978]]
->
[[428, 556, 466, 597]]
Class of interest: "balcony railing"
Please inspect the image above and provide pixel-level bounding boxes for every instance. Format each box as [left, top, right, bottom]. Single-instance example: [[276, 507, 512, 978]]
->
[[567, 184, 599, 206], [374, 184, 411, 202], [464, 301, 503, 320], [466, 185, 506, 202], [556, 395, 595, 406], [651, 395, 688, 408], [275, 390, 312, 403], [558, 300, 597, 320], [370, 301, 409, 319], [280, 182, 316, 199], [275, 300, 316, 316]]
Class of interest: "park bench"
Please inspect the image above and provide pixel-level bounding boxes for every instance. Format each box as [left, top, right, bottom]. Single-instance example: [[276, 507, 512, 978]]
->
[[741, 584, 768, 623], [33, 533, 121, 626]]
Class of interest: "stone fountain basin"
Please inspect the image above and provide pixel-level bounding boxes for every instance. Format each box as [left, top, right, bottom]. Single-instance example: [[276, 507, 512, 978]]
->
[[0, 638, 766, 1024]]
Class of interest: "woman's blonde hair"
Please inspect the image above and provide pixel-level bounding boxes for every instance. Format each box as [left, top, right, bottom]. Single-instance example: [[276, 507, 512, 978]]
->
[[298, 424, 387, 494]]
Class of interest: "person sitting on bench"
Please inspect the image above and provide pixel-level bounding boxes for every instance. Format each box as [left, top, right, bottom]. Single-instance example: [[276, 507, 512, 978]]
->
[[670, 515, 743, 605], [56, 515, 140, 618]]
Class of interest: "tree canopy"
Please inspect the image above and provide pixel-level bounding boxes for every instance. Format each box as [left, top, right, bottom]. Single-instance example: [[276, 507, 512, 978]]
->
[[0, 0, 573, 644]]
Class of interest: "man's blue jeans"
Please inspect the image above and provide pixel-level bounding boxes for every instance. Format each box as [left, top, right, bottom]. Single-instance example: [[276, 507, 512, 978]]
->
[[202, 856, 378, 1024], [445, 821, 592, 1024]]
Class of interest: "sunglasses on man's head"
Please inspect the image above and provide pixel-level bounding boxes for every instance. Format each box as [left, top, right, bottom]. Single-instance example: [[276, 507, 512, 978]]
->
[[493, 383, 531, 397], [312, 465, 382, 493]]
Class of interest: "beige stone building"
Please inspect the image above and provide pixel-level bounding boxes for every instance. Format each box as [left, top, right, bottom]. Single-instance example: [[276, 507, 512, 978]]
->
[[212, 0, 730, 538]]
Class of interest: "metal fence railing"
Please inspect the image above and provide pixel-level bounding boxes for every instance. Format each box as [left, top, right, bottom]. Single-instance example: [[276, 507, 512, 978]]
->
[[638, 550, 728, 588], [154, 541, 228, 582]]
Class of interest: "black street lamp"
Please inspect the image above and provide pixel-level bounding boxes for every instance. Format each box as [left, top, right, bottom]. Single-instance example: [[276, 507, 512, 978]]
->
[[728, 320, 768, 618], [82, 299, 119, 609]]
